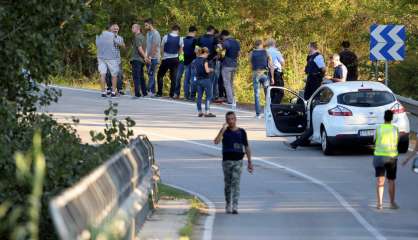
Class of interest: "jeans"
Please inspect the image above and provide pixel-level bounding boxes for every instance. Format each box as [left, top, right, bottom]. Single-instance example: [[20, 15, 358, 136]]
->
[[147, 59, 159, 93], [174, 62, 185, 96], [196, 78, 212, 112], [252, 71, 270, 116], [182, 64, 195, 100], [131, 60, 147, 97], [157, 57, 179, 97], [210, 60, 221, 99], [221, 66, 237, 104]]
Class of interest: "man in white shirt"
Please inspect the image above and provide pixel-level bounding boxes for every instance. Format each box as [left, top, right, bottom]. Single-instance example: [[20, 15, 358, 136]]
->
[[96, 24, 125, 98]]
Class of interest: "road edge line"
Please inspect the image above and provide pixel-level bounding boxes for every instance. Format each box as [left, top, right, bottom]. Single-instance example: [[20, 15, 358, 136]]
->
[[163, 183, 215, 240], [142, 131, 386, 240]]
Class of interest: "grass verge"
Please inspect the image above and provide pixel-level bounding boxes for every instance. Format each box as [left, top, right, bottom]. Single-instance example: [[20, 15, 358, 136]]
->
[[158, 183, 207, 240]]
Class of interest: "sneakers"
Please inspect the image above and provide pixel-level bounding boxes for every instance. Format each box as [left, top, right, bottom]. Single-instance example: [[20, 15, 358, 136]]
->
[[255, 114, 262, 119], [390, 202, 399, 210], [232, 209, 239, 214], [101, 92, 107, 98], [283, 141, 297, 150], [225, 204, 232, 214], [106, 89, 112, 96], [205, 113, 216, 118], [118, 90, 125, 95], [198, 112, 204, 117], [111, 92, 118, 98]]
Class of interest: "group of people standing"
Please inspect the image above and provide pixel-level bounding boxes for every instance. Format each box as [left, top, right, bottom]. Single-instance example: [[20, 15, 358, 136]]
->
[[96, 19, 358, 118]]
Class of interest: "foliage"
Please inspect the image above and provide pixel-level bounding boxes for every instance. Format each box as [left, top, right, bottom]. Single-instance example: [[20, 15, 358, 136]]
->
[[0, 105, 136, 240], [0, 132, 45, 240], [49, 0, 417, 100], [90, 101, 136, 146]]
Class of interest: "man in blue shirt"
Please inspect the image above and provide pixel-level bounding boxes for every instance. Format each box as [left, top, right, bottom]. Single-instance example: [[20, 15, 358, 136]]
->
[[175, 26, 198, 100], [304, 42, 326, 100], [214, 111, 253, 214], [220, 30, 240, 108], [157, 25, 184, 98]]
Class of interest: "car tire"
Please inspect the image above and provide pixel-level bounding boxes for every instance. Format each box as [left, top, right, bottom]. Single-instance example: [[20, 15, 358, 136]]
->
[[321, 129, 334, 155], [398, 138, 409, 154]]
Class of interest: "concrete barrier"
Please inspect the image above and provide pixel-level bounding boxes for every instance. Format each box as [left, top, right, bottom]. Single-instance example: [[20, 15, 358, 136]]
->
[[49, 135, 159, 240]]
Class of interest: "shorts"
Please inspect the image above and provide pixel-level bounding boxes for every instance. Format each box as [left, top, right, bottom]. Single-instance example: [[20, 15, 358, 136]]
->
[[98, 58, 120, 77], [374, 156, 397, 180]]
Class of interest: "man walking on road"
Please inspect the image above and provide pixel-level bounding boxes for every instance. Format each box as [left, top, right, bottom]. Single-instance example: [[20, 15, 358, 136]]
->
[[373, 110, 399, 210], [96, 23, 125, 98], [157, 24, 183, 98], [221, 30, 240, 108], [214, 111, 253, 214], [304, 42, 325, 100], [339, 41, 358, 81], [144, 18, 161, 97], [130, 23, 147, 98]]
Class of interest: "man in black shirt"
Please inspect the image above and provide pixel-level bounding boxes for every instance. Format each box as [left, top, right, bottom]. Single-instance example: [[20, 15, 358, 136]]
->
[[214, 111, 253, 214], [339, 41, 358, 81]]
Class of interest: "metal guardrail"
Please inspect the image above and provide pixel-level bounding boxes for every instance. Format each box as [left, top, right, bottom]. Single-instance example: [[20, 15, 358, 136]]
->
[[396, 95, 418, 133], [49, 135, 159, 240]]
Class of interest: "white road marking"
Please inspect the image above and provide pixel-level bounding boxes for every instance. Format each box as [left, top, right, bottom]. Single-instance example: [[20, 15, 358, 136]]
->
[[53, 85, 387, 240], [140, 130, 387, 240], [163, 183, 215, 240]]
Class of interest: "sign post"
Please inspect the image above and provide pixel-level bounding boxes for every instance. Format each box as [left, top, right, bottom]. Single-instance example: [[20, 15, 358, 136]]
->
[[370, 24, 406, 86]]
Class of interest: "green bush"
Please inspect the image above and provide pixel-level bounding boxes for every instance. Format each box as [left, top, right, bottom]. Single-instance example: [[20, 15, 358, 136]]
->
[[0, 101, 136, 240]]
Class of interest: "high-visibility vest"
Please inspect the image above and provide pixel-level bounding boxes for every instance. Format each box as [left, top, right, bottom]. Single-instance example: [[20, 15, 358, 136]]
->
[[374, 123, 399, 157]]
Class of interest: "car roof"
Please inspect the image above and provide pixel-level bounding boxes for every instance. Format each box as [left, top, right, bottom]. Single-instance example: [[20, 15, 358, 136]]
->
[[324, 81, 393, 95]]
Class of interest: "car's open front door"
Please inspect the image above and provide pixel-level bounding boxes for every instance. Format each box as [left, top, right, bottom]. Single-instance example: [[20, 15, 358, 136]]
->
[[265, 86, 308, 137]]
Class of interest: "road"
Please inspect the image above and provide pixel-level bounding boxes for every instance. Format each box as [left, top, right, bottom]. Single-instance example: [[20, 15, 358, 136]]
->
[[47, 86, 418, 240]]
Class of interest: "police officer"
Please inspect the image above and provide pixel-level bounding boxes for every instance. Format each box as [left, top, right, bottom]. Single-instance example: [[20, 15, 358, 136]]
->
[[304, 42, 326, 99], [214, 111, 253, 214], [197, 26, 219, 100], [373, 110, 399, 210], [157, 24, 183, 98]]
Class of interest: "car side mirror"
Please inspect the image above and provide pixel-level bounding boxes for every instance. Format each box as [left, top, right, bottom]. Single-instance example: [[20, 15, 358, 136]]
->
[[413, 157, 418, 174]]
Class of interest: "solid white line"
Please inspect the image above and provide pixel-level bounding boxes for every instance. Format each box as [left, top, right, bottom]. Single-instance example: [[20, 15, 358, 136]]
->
[[141, 130, 386, 240], [54, 85, 387, 239], [163, 183, 215, 240]]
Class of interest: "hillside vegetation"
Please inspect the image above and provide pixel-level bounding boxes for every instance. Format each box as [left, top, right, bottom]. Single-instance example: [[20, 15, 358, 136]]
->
[[53, 0, 417, 100]]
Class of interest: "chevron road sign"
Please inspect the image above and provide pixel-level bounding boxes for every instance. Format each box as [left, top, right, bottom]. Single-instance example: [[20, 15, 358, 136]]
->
[[370, 24, 406, 61]]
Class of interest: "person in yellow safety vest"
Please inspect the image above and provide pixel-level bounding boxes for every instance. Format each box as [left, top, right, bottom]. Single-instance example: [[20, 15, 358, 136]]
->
[[373, 110, 399, 210]]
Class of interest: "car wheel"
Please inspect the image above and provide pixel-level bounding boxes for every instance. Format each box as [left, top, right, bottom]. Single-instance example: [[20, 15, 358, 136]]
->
[[321, 129, 334, 155], [398, 138, 409, 154]]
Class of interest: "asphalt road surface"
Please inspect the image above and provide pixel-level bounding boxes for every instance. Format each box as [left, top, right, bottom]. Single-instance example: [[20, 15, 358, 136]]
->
[[47, 86, 418, 240]]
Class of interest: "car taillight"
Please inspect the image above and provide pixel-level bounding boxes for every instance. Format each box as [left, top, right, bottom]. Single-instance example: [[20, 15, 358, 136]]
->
[[328, 105, 353, 116], [391, 102, 406, 114]]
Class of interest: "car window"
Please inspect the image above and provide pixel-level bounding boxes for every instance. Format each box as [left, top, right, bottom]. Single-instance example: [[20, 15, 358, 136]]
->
[[337, 91, 395, 107], [312, 87, 333, 104]]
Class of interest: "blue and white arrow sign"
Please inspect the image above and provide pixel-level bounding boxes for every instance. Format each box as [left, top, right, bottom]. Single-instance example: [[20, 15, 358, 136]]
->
[[370, 24, 405, 61]]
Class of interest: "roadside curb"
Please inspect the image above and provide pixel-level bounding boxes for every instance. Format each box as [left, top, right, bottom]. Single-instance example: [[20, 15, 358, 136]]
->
[[163, 183, 216, 240]]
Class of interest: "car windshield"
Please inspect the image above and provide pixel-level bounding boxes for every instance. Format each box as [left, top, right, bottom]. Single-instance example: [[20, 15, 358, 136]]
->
[[337, 91, 395, 107]]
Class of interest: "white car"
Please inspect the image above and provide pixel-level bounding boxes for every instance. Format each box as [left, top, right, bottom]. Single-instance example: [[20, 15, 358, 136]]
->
[[265, 81, 410, 155]]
